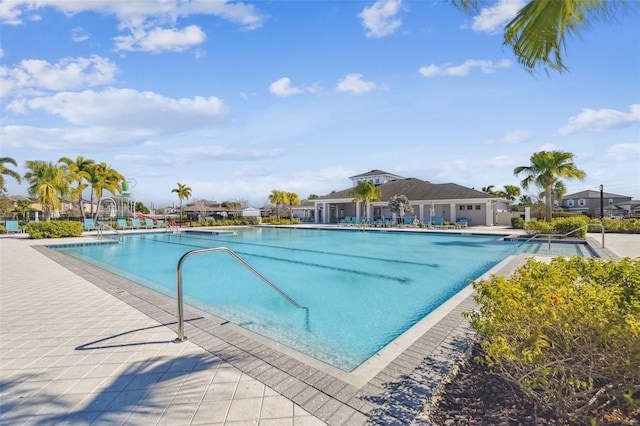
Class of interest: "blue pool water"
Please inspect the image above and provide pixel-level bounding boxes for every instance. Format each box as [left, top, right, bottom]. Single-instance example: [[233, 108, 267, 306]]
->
[[54, 228, 585, 371]]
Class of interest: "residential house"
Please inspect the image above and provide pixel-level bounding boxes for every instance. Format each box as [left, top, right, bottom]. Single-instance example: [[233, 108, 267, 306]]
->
[[557, 190, 634, 218]]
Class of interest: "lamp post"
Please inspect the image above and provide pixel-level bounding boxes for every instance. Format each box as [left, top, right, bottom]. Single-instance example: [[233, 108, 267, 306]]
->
[[600, 184, 604, 219]]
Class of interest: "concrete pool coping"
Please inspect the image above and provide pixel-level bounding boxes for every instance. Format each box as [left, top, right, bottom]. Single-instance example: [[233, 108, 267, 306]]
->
[[2, 227, 631, 425]]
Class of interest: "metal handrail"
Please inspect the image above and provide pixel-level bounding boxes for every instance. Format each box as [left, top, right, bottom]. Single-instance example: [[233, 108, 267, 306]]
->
[[518, 223, 605, 250], [97, 222, 123, 243], [174, 246, 306, 342]]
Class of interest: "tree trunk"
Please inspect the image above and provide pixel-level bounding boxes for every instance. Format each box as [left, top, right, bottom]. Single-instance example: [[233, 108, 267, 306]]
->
[[544, 188, 553, 222]]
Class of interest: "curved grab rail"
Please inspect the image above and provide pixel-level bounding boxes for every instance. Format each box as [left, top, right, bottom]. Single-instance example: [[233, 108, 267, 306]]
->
[[518, 223, 605, 249], [98, 222, 123, 243], [174, 246, 305, 342]]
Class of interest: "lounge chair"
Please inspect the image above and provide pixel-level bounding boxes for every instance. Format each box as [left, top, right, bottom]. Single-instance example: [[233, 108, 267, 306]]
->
[[433, 216, 445, 228], [4, 220, 20, 233], [457, 218, 468, 228], [403, 216, 413, 227], [131, 218, 144, 229], [83, 218, 96, 231], [144, 218, 155, 228], [117, 219, 130, 229], [384, 218, 394, 227], [340, 217, 351, 226], [156, 220, 165, 228], [374, 218, 384, 227]]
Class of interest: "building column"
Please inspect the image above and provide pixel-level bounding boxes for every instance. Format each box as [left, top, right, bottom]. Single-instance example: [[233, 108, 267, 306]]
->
[[355, 202, 361, 220], [323, 202, 329, 224], [419, 205, 424, 222], [449, 203, 457, 222], [485, 201, 493, 226]]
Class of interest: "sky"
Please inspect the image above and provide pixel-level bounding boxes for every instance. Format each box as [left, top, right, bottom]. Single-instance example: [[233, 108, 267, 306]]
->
[[1, 0, 639, 209]]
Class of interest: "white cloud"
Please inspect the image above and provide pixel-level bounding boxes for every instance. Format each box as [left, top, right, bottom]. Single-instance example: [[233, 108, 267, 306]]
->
[[164, 145, 284, 162], [486, 129, 533, 144], [71, 27, 91, 42], [0, 125, 144, 150], [358, 0, 402, 38], [471, 0, 525, 34], [0, 48, 4, 58], [605, 143, 640, 161], [0, 55, 118, 97], [558, 104, 640, 135], [419, 59, 511, 77], [6, 88, 228, 134], [487, 155, 517, 167], [113, 25, 206, 53], [1, 0, 266, 54], [335, 73, 376, 94], [269, 77, 305, 97]]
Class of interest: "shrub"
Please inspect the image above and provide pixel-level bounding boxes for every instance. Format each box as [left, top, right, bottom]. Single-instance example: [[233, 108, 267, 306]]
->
[[511, 217, 525, 229], [552, 216, 589, 237], [26, 221, 83, 238], [467, 257, 640, 424], [524, 219, 554, 234]]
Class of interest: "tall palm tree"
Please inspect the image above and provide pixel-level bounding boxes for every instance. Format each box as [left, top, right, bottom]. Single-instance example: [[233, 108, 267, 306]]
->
[[269, 189, 287, 220], [23, 160, 70, 221], [59, 156, 94, 217], [89, 163, 125, 222], [481, 185, 496, 195], [349, 181, 381, 219], [514, 150, 586, 222], [0, 157, 21, 193], [452, 0, 627, 73], [172, 183, 192, 220], [503, 185, 521, 202], [286, 192, 300, 220]]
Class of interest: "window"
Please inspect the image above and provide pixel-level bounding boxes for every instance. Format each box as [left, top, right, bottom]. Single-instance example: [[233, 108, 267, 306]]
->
[[578, 199, 586, 206], [568, 199, 574, 207], [467, 205, 473, 210], [475, 205, 481, 210], [609, 199, 614, 205], [459, 205, 465, 211]]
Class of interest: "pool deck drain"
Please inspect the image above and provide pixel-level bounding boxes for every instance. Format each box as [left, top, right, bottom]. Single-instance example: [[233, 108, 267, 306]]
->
[[1, 228, 630, 425]]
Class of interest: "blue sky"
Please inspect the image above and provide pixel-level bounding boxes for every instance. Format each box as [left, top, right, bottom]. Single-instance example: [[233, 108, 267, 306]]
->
[[1, 0, 639, 208]]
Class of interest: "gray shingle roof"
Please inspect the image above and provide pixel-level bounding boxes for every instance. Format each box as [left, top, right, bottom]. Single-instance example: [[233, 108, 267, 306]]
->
[[318, 177, 495, 202]]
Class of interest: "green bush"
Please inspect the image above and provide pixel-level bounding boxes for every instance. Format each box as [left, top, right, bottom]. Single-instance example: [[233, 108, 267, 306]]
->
[[260, 217, 301, 225], [524, 218, 554, 234], [26, 221, 83, 238], [552, 216, 589, 237], [467, 257, 640, 424], [511, 217, 525, 229], [587, 218, 640, 234]]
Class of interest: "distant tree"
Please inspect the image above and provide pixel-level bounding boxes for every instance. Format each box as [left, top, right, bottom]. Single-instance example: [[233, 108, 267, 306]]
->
[[286, 192, 301, 219], [59, 156, 94, 217], [308, 194, 319, 200], [89, 163, 124, 222], [14, 199, 34, 221], [388, 194, 414, 225], [269, 189, 287, 220], [134, 201, 150, 215], [482, 185, 497, 195], [451, 0, 630, 74], [0, 196, 12, 216], [503, 185, 521, 201], [349, 181, 381, 218], [514, 150, 586, 222], [0, 157, 21, 193], [172, 183, 192, 220], [24, 160, 70, 221]]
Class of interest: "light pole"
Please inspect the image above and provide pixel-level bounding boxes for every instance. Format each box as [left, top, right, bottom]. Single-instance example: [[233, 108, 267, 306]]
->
[[599, 184, 604, 219]]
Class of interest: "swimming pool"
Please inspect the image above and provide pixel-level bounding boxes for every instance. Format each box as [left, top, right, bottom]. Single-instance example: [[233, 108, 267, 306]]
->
[[53, 227, 586, 371]]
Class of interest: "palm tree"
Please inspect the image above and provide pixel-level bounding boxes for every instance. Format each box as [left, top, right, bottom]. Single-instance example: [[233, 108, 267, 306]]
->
[[269, 190, 287, 220], [0, 157, 21, 193], [59, 156, 94, 217], [503, 185, 521, 202], [349, 181, 381, 219], [286, 192, 301, 220], [452, 0, 627, 73], [89, 163, 125, 222], [514, 150, 586, 222], [481, 185, 496, 195], [23, 161, 70, 221], [172, 183, 192, 220]]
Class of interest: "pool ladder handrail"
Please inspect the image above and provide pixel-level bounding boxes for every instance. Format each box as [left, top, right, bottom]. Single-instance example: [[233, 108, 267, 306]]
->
[[97, 222, 123, 243], [517, 223, 605, 250], [174, 246, 307, 342]]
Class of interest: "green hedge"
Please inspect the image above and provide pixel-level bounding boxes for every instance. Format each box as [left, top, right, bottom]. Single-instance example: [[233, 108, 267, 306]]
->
[[588, 218, 640, 233], [26, 221, 83, 238], [467, 257, 640, 424]]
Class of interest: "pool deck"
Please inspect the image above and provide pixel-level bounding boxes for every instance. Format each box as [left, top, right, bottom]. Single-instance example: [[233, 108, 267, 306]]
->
[[1, 226, 636, 425]]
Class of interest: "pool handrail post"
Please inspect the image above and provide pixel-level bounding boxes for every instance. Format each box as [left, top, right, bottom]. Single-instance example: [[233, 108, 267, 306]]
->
[[517, 223, 604, 249], [174, 246, 304, 343]]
